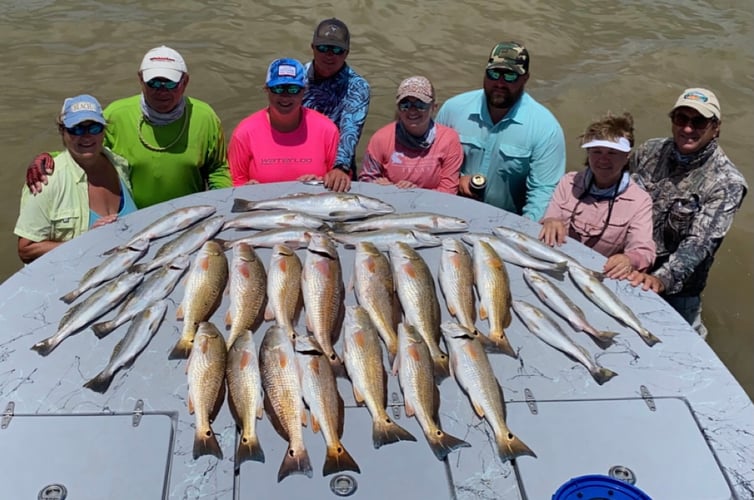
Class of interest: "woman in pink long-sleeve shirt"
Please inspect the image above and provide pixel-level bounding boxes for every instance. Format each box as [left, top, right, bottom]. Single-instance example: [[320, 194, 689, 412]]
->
[[540, 112, 655, 279], [359, 76, 462, 193]]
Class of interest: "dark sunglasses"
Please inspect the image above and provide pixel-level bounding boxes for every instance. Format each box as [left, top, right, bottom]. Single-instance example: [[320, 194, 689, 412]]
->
[[398, 100, 431, 112], [269, 85, 303, 95], [315, 45, 346, 55], [65, 122, 105, 136], [485, 68, 520, 83], [146, 79, 180, 90], [670, 112, 713, 130]]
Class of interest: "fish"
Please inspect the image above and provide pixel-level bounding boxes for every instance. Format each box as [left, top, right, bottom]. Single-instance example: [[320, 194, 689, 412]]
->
[[493, 226, 581, 267], [441, 322, 536, 462], [264, 244, 303, 340], [131, 215, 225, 274], [83, 300, 168, 394], [105, 205, 217, 254], [567, 263, 661, 347], [225, 243, 267, 349], [438, 238, 477, 334], [60, 238, 149, 304], [352, 242, 399, 362], [473, 240, 517, 358], [169, 240, 229, 360], [186, 322, 227, 459], [388, 241, 450, 379], [295, 334, 361, 476], [330, 228, 442, 251], [342, 306, 416, 448], [216, 227, 324, 251], [331, 212, 468, 234], [226, 330, 265, 464], [512, 300, 618, 385], [90, 255, 190, 339], [522, 268, 619, 347], [31, 271, 144, 357], [462, 232, 568, 279], [232, 191, 395, 221], [259, 324, 313, 482], [223, 209, 329, 231], [301, 233, 345, 372], [393, 323, 470, 460]]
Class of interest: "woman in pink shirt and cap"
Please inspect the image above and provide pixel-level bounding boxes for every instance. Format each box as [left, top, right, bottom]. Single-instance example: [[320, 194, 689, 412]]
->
[[539, 112, 655, 279]]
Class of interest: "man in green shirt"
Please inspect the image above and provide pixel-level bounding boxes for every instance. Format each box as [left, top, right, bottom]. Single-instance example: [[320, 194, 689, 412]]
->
[[25, 46, 231, 208]]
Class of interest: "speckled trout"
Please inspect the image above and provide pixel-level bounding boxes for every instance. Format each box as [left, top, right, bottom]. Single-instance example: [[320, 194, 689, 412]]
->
[[232, 191, 395, 222], [331, 212, 468, 234]]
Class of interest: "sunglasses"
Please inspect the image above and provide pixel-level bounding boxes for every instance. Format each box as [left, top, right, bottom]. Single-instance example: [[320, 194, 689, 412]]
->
[[485, 68, 520, 83], [146, 79, 180, 90], [398, 100, 431, 112], [670, 112, 713, 130], [315, 45, 346, 55], [65, 122, 105, 136], [269, 85, 303, 95]]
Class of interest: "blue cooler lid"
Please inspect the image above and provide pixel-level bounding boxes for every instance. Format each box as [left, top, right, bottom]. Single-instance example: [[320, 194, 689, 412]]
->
[[552, 474, 652, 500]]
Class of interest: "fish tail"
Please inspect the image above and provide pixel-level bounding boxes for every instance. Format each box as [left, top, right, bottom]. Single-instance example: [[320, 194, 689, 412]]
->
[[83, 371, 114, 394], [277, 444, 313, 482], [214, 238, 231, 250], [549, 261, 569, 280], [640, 329, 662, 347], [59, 290, 80, 304], [484, 331, 518, 359], [130, 263, 148, 274], [592, 366, 619, 385], [231, 198, 255, 213], [372, 416, 417, 449], [496, 431, 537, 462], [432, 352, 451, 380], [193, 426, 223, 460], [236, 433, 265, 464], [30, 337, 58, 357], [323, 443, 361, 477], [226, 329, 241, 351], [168, 335, 195, 360], [330, 221, 347, 232], [91, 321, 116, 339], [427, 429, 471, 461]]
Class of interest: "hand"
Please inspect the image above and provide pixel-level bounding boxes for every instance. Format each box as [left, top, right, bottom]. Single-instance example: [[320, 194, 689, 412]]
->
[[373, 177, 393, 185], [323, 168, 351, 192], [394, 180, 418, 189], [244, 179, 260, 185], [627, 271, 665, 293], [458, 175, 474, 197], [603, 254, 634, 280], [26, 153, 55, 195], [539, 218, 567, 247], [91, 214, 118, 229]]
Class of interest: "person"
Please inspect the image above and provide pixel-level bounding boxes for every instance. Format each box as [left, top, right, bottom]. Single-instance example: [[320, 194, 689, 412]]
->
[[628, 88, 748, 338], [436, 41, 566, 221], [359, 76, 462, 193], [302, 17, 370, 191], [227, 58, 340, 187], [539, 112, 655, 280], [15, 95, 137, 263], [25, 45, 231, 208]]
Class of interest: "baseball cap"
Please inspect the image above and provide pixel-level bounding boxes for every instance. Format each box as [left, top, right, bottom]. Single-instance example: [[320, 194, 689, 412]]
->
[[140, 46, 187, 83], [487, 42, 530, 75], [312, 18, 350, 50], [396, 76, 434, 104], [266, 58, 307, 87], [672, 88, 721, 119], [60, 94, 107, 128]]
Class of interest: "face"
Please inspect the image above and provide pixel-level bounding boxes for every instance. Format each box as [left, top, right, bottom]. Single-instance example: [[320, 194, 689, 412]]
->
[[670, 107, 720, 155], [311, 44, 348, 79], [139, 73, 188, 113], [397, 98, 434, 136], [483, 67, 529, 111], [62, 121, 105, 160], [586, 146, 629, 187], [266, 84, 304, 116]]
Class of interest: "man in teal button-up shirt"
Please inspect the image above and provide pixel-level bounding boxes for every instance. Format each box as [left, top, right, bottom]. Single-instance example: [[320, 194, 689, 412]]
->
[[436, 41, 565, 221]]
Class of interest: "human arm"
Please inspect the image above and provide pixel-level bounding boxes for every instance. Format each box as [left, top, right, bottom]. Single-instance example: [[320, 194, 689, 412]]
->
[[333, 76, 370, 174], [538, 175, 572, 246], [321, 127, 350, 192], [435, 130, 462, 194], [203, 112, 232, 190], [227, 127, 254, 187], [25, 153, 59, 195], [621, 191, 656, 272], [17, 237, 63, 264], [523, 125, 566, 221]]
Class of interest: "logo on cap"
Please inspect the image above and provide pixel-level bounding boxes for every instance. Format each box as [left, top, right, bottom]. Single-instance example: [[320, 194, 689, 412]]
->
[[682, 90, 709, 103]]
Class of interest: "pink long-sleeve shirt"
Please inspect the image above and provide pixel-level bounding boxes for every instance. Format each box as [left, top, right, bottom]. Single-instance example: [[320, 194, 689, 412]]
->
[[228, 107, 339, 186], [542, 170, 656, 271], [359, 122, 462, 194]]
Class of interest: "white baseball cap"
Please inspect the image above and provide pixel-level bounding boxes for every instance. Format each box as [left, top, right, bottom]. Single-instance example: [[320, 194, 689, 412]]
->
[[139, 46, 187, 83]]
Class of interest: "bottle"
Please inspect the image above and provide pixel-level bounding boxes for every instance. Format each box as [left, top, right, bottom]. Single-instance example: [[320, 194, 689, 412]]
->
[[469, 174, 487, 198]]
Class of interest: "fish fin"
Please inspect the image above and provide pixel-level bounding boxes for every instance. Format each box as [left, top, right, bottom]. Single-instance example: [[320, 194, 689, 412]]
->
[[175, 304, 185, 321], [277, 444, 313, 482], [310, 414, 320, 434], [210, 383, 226, 422], [640, 329, 662, 347], [91, 321, 116, 339], [323, 443, 361, 477], [187, 394, 195, 415], [592, 366, 619, 385], [404, 400, 415, 417], [82, 371, 114, 394], [193, 426, 223, 460], [330, 221, 347, 232], [225, 310, 232, 328], [168, 335, 194, 360], [101, 245, 122, 256], [428, 429, 471, 461], [129, 263, 148, 274], [447, 303, 458, 316], [236, 433, 265, 464], [60, 289, 80, 304], [352, 386, 365, 405], [479, 305, 488, 321], [471, 401, 486, 419], [231, 198, 255, 213], [263, 304, 275, 322], [30, 337, 57, 357], [373, 416, 417, 449], [483, 331, 518, 359], [496, 431, 537, 462]]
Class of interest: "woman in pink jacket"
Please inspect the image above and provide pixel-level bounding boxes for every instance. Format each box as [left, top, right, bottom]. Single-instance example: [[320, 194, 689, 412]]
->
[[539, 112, 655, 279]]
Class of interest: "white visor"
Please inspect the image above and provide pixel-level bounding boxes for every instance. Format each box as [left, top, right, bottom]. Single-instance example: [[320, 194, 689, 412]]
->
[[581, 137, 631, 152]]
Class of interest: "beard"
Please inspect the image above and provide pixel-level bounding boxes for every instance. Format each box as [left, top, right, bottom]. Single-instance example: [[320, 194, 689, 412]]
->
[[484, 85, 523, 110]]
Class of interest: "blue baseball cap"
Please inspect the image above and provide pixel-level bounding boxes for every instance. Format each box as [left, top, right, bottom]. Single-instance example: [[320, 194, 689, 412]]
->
[[60, 94, 106, 128], [265, 58, 306, 88]]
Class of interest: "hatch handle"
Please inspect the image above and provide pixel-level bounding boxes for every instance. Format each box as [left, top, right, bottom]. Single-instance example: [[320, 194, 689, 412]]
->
[[132, 399, 144, 427], [1, 401, 14, 429]]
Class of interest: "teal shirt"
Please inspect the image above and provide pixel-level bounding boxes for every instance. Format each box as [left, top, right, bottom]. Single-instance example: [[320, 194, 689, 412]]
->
[[89, 177, 137, 227], [436, 89, 566, 221]]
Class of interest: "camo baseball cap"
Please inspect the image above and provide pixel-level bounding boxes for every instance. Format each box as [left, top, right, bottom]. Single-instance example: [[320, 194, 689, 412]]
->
[[672, 88, 721, 120], [486, 42, 529, 75]]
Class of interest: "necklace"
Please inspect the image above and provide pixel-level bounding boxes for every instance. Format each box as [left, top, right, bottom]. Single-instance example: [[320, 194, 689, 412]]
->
[[137, 113, 189, 152]]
